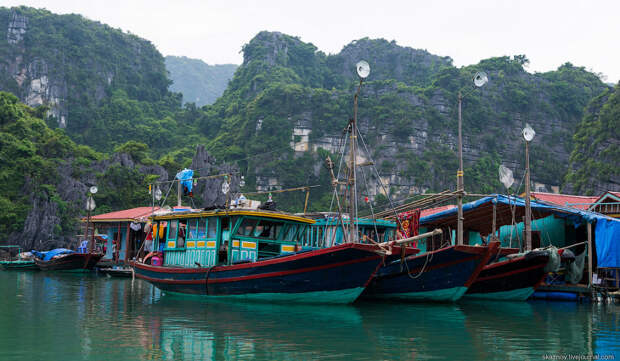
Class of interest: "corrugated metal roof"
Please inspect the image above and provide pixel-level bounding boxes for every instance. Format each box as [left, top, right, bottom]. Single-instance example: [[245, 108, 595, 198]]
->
[[420, 205, 456, 218], [90, 207, 160, 222], [531, 192, 598, 210]]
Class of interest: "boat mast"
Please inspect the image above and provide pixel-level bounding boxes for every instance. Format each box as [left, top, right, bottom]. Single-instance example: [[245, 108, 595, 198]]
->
[[456, 72, 488, 245], [348, 61, 370, 243], [522, 124, 535, 251]]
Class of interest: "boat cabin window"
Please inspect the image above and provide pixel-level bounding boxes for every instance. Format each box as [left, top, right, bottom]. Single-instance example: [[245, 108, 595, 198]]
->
[[249, 220, 282, 240], [284, 224, 298, 241], [166, 220, 178, 248], [237, 218, 259, 236], [196, 219, 206, 240], [207, 219, 217, 239], [177, 221, 186, 248]]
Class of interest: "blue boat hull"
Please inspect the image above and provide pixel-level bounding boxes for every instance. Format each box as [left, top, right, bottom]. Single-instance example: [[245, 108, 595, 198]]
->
[[133, 243, 385, 304], [361, 243, 497, 302]]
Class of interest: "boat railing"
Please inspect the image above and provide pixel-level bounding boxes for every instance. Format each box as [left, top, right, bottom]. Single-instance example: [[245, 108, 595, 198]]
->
[[0, 245, 24, 260]]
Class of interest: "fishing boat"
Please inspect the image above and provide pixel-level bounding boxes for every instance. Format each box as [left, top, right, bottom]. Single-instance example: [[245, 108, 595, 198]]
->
[[33, 248, 103, 272], [0, 246, 38, 270], [361, 242, 498, 301], [132, 208, 392, 304], [0, 260, 38, 270], [464, 248, 553, 300]]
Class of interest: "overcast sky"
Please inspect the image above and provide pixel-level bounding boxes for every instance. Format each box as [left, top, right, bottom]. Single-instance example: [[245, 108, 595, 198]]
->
[[5, 0, 620, 83]]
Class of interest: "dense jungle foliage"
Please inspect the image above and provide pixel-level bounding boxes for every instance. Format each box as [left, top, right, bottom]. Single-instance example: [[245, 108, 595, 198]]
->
[[565, 83, 620, 195]]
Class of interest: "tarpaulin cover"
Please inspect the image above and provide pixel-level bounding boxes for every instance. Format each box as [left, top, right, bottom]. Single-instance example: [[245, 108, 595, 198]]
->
[[175, 168, 194, 193], [595, 218, 620, 268], [420, 194, 620, 267], [30, 248, 75, 261]]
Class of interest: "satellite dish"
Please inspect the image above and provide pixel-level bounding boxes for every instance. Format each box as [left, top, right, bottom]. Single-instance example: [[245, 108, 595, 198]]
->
[[89, 186, 98, 194], [221, 181, 230, 194], [499, 165, 515, 189], [356, 60, 370, 79], [473, 71, 488, 87], [523, 123, 536, 142], [239, 176, 245, 188]]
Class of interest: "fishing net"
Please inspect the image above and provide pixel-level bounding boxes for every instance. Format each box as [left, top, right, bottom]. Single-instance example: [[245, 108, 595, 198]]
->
[[567, 250, 586, 284], [544, 247, 561, 273]]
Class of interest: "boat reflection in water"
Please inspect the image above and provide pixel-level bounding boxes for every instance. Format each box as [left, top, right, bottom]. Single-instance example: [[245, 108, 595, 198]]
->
[[138, 297, 365, 360], [2, 272, 618, 361]]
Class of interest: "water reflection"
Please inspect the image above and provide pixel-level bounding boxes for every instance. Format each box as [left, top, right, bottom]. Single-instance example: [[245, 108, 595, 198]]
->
[[0, 272, 619, 361]]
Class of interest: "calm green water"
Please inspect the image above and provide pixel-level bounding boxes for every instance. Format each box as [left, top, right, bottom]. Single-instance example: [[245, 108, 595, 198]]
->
[[1, 271, 618, 361]]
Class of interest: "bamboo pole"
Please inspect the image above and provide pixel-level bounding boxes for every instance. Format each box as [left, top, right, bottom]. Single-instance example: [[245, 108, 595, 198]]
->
[[378, 228, 442, 248], [587, 222, 593, 287], [303, 189, 310, 214]]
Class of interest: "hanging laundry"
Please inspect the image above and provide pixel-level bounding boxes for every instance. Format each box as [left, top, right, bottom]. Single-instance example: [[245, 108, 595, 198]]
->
[[176, 168, 194, 196]]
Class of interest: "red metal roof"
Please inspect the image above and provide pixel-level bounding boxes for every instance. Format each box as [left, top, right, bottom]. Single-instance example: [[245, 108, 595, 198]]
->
[[421, 205, 456, 218], [530, 192, 598, 210], [90, 207, 160, 222]]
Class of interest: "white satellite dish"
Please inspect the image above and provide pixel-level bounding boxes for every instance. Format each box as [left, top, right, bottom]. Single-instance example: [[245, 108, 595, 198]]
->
[[89, 186, 98, 194], [221, 181, 230, 194], [499, 165, 515, 189], [356, 60, 370, 79], [523, 123, 536, 142], [473, 71, 488, 88]]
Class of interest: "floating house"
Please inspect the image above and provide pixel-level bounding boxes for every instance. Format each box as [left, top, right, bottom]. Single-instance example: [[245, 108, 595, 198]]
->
[[87, 207, 160, 264], [419, 195, 620, 297]]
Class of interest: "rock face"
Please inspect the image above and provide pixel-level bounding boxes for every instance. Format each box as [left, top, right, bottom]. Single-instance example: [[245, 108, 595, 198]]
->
[[212, 32, 609, 201], [6, 11, 27, 45], [0, 7, 170, 133], [190, 145, 240, 208], [564, 84, 620, 195]]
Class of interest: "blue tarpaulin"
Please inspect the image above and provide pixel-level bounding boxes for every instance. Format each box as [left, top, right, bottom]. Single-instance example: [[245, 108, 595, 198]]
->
[[595, 218, 620, 268], [31, 248, 75, 261], [420, 194, 620, 268], [176, 168, 194, 193]]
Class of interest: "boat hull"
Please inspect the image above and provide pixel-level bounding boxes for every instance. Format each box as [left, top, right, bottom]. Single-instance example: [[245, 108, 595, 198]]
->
[[361, 243, 497, 302], [0, 260, 39, 270], [133, 243, 385, 304], [35, 253, 104, 272], [464, 250, 550, 301]]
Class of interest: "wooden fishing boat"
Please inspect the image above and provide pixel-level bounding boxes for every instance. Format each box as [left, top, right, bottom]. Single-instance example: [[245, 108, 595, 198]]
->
[[0, 246, 39, 270], [132, 209, 391, 304], [35, 252, 104, 272], [464, 248, 553, 301], [362, 242, 499, 302], [0, 260, 38, 270]]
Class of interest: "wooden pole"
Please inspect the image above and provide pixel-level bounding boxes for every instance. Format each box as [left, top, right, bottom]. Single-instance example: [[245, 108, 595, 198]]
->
[[587, 222, 593, 287], [524, 140, 532, 251], [457, 91, 464, 246], [124, 223, 131, 263], [303, 189, 310, 214], [378, 229, 442, 248], [177, 179, 182, 207], [492, 200, 497, 241]]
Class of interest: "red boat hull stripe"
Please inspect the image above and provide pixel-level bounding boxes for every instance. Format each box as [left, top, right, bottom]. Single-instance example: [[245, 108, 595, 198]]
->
[[476, 263, 546, 282]]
